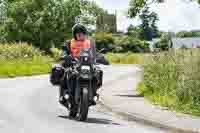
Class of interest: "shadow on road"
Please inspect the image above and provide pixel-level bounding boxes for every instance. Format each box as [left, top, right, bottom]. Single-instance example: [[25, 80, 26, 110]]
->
[[58, 115, 121, 125], [115, 94, 144, 98], [86, 118, 121, 125]]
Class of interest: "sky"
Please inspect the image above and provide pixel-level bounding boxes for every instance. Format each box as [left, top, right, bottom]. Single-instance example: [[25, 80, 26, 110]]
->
[[90, 0, 200, 32]]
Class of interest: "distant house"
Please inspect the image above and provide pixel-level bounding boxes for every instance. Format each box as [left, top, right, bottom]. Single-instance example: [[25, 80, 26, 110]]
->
[[170, 37, 200, 48]]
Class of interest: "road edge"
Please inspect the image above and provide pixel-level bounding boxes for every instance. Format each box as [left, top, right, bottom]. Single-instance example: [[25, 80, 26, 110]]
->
[[99, 97, 198, 133], [99, 68, 198, 133]]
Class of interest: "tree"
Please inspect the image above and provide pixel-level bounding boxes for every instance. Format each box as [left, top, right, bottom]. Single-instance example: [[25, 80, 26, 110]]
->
[[81, 0, 106, 18], [176, 31, 193, 37], [128, 0, 146, 18], [129, 0, 200, 17], [0, 0, 7, 24], [155, 33, 170, 50], [176, 31, 200, 37], [2, 0, 81, 49], [1, 0, 105, 50], [150, 12, 159, 38], [114, 35, 149, 53], [127, 24, 140, 38], [79, 1, 107, 30], [139, 6, 159, 41]]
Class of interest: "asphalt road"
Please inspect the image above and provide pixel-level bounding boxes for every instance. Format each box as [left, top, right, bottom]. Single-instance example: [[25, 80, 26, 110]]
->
[[0, 65, 165, 133]]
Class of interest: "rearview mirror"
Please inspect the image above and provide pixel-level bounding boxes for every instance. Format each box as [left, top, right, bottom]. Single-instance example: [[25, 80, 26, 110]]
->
[[96, 54, 110, 65], [98, 48, 108, 54]]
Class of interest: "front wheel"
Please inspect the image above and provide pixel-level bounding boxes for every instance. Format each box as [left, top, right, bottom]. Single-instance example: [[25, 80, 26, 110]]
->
[[77, 88, 89, 121], [69, 100, 78, 118]]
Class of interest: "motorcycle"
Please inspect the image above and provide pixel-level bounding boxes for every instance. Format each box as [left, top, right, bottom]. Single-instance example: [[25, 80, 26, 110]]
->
[[59, 47, 108, 121]]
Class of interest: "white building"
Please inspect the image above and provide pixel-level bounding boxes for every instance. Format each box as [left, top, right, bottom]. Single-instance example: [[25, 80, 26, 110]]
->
[[170, 37, 200, 48]]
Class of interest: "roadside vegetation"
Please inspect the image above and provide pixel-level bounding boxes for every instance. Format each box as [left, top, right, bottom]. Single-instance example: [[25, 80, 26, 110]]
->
[[0, 0, 200, 118], [106, 52, 144, 64], [0, 41, 145, 78], [138, 49, 200, 116], [0, 0, 151, 78], [0, 42, 53, 77]]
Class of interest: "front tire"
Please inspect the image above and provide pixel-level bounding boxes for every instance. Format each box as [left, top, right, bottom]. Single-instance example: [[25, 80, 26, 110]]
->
[[69, 100, 78, 118], [77, 88, 89, 121]]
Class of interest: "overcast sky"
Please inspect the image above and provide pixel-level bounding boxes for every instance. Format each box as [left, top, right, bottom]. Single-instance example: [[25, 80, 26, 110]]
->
[[90, 0, 200, 32]]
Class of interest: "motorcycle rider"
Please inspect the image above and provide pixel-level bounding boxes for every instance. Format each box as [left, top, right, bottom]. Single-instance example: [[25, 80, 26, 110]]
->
[[59, 24, 101, 105]]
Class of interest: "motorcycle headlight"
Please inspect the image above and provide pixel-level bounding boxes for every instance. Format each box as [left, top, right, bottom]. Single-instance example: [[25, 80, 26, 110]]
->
[[84, 57, 88, 61], [81, 66, 90, 71]]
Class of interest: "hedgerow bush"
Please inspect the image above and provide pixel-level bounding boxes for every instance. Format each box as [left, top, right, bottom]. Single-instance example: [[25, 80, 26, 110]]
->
[[94, 32, 115, 51], [50, 47, 62, 60], [0, 42, 53, 77], [114, 36, 149, 53], [93, 32, 149, 53], [0, 42, 42, 59]]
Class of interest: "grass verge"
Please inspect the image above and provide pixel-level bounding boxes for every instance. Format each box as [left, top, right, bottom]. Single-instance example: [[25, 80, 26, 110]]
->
[[0, 56, 53, 78], [137, 49, 200, 116], [105, 52, 144, 64], [0, 42, 53, 78]]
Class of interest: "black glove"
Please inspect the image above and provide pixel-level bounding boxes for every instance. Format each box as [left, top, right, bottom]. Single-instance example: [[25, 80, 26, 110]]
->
[[63, 55, 73, 67], [62, 42, 70, 56]]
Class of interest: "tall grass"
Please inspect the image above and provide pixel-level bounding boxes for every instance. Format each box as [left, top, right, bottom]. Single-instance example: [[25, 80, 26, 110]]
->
[[0, 57, 53, 77], [0, 42, 53, 77], [139, 49, 200, 116], [0, 42, 43, 59], [105, 52, 144, 64]]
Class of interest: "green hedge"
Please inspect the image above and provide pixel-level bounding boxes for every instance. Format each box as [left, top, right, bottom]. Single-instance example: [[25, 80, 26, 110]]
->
[[93, 32, 149, 53], [114, 35, 149, 53], [0, 42, 43, 59], [94, 32, 115, 51]]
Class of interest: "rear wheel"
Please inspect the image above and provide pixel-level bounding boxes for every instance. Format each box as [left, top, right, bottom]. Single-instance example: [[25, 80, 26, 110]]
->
[[77, 88, 89, 121]]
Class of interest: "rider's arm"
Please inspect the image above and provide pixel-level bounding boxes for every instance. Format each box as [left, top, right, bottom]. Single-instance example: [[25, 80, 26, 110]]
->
[[62, 41, 71, 56], [60, 41, 73, 67]]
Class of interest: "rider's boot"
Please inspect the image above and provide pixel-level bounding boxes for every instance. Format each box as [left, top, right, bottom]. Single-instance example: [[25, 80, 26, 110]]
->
[[59, 96, 66, 104]]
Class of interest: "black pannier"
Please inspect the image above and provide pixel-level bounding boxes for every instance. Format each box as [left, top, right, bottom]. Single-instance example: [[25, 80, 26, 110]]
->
[[50, 64, 64, 86]]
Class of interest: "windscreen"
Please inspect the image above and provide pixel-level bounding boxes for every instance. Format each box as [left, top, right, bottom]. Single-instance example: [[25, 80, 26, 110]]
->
[[79, 48, 92, 57]]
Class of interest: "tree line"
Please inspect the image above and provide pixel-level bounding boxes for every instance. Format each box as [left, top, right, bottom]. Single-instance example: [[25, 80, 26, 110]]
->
[[0, 0, 106, 51]]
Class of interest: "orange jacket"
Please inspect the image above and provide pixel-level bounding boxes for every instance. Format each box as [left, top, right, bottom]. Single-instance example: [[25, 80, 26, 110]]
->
[[69, 39, 91, 57]]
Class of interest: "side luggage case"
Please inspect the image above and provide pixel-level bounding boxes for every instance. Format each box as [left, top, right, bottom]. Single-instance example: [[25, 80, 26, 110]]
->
[[50, 64, 64, 86]]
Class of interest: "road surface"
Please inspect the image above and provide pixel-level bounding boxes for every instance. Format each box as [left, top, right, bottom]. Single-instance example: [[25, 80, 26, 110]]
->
[[0, 65, 165, 133]]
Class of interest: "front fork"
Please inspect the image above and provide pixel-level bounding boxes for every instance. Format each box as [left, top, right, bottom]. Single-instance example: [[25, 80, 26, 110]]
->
[[75, 77, 93, 105], [75, 77, 80, 104]]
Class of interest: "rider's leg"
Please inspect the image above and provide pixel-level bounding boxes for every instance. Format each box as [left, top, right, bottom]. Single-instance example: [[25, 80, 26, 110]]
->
[[59, 81, 65, 104], [59, 78, 69, 104]]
